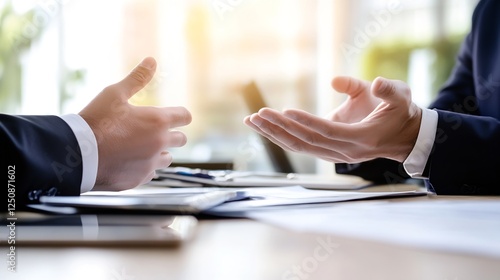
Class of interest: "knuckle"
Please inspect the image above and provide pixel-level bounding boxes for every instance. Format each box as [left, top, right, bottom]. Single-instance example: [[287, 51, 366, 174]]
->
[[129, 69, 150, 85], [149, 111, 169, 126], [101, 84, 120, 97], [385, 83, 396, 95], [150, 137, 166, 153], [101, 84, 114, 93]]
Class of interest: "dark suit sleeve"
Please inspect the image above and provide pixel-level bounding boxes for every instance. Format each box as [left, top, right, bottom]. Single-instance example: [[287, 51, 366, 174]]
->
[[335, 159, 409, 185], [428, 110, 500, 195], [424, 0, 500, 194], [337, 0, 500, 195], [1, 114, 83, 210], [428, 26, 476, 114]]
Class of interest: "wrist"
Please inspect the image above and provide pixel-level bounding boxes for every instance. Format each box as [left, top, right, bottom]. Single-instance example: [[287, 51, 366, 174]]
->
[[59, 114, 99, 193], [78, 113, 107, 187], [390, 104, 422, 162]]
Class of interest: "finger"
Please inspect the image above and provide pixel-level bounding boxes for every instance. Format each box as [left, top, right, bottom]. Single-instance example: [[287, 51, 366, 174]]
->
[[115, 57, 157, 100], [166, 107, 192, 127], [262, 108, 363, 142], [245, 114, 284, 145], [245, 114, 292, 150], [331, 76, 371, 98], [153, 106, 192, 128], [163, 131, 188, 148], [371, 77, 410, 106], [244, 114, 260, 130], [158, 151, 173, 168], [247, 113, 354, 161], [139, 152, 172, 185], [246, 113, 299, 150]]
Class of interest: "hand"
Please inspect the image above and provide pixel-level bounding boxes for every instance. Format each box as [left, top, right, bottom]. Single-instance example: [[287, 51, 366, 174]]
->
[[79, 57, 192, 191], [326, 76, 382, 123], [243, 76, 422, 164]]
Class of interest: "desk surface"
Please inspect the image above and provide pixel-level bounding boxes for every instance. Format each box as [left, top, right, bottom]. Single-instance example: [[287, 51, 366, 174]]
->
[[2, 194, 500, 280]]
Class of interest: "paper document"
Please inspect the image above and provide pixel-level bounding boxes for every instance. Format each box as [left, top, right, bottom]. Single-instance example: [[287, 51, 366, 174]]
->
[[248, 200, 500, 258], [206, 186, 426, 216]]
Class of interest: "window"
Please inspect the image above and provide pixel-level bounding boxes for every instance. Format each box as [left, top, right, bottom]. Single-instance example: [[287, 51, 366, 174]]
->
[[0, 0, 477, 173]]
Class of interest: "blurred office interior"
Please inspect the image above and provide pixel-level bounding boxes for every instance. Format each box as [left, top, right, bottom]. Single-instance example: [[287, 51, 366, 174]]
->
[[0, 0, 477, 173]]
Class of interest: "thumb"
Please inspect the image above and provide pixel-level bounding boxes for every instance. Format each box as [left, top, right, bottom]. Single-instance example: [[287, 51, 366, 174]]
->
[[371, 77, 410, 106], [331, 76, 371, 98], [116, 57, 157, 100]]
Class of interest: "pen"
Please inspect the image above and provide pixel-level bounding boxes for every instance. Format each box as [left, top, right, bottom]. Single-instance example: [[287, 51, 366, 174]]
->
[[174, 171, 214, 180]]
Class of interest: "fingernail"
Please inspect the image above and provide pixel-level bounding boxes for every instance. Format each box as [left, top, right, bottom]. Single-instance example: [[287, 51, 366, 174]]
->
[[140, 57, 155, 70]]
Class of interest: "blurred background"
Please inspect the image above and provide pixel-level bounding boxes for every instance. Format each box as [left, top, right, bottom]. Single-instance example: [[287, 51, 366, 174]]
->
[[0, 0, 477, 174]]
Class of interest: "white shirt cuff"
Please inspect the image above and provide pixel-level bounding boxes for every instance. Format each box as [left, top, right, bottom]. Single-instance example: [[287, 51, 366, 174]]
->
[[59, 114, 98, 193], [403, 108, 438, 179]]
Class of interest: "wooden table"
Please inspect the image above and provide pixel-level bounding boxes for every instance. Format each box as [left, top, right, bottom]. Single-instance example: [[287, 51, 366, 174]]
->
[[2, 194, 500, 280]]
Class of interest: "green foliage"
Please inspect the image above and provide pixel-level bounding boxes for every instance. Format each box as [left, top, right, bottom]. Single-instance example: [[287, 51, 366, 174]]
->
[[361, 35, 465, 98], [0, 2, 85, 113], [0, 2, 42, 112]]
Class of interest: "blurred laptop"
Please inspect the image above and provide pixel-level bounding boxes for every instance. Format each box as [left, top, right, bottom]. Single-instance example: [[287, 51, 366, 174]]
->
[[241, 81, 295, 174]]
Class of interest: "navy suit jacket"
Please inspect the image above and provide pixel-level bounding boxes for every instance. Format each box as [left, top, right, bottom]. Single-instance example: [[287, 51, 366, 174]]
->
[[337, 0, 500, 195], [1, 115, 83, 210]]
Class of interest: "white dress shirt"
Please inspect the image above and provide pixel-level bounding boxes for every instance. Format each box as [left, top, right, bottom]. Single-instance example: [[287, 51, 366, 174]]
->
[[403, 108, 438, 179], [59, 114, 98, 193]]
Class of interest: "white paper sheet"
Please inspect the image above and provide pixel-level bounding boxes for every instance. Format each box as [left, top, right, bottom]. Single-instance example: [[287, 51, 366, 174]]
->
[[248, 200, 500, 258], [207, 186, 426, 214]]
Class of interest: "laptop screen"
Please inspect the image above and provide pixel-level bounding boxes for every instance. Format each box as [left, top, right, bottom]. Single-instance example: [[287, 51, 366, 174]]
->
[[241, 81, 295, 173]]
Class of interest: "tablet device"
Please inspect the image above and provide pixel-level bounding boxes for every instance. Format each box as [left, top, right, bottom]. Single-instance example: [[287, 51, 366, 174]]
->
[[36, 190, 240, 214], [0, 213, 197, 246]]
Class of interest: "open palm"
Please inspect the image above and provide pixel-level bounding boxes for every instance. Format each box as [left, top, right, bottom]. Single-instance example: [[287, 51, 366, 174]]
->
[[326, 76, 382, 124], [244, 76, 422, 164]]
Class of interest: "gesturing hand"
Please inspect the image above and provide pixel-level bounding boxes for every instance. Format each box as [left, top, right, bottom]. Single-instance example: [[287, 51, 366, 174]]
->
[[79, 57, 192, 191], [327, 76, 382, 123], [244, 76, 422, 164]]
